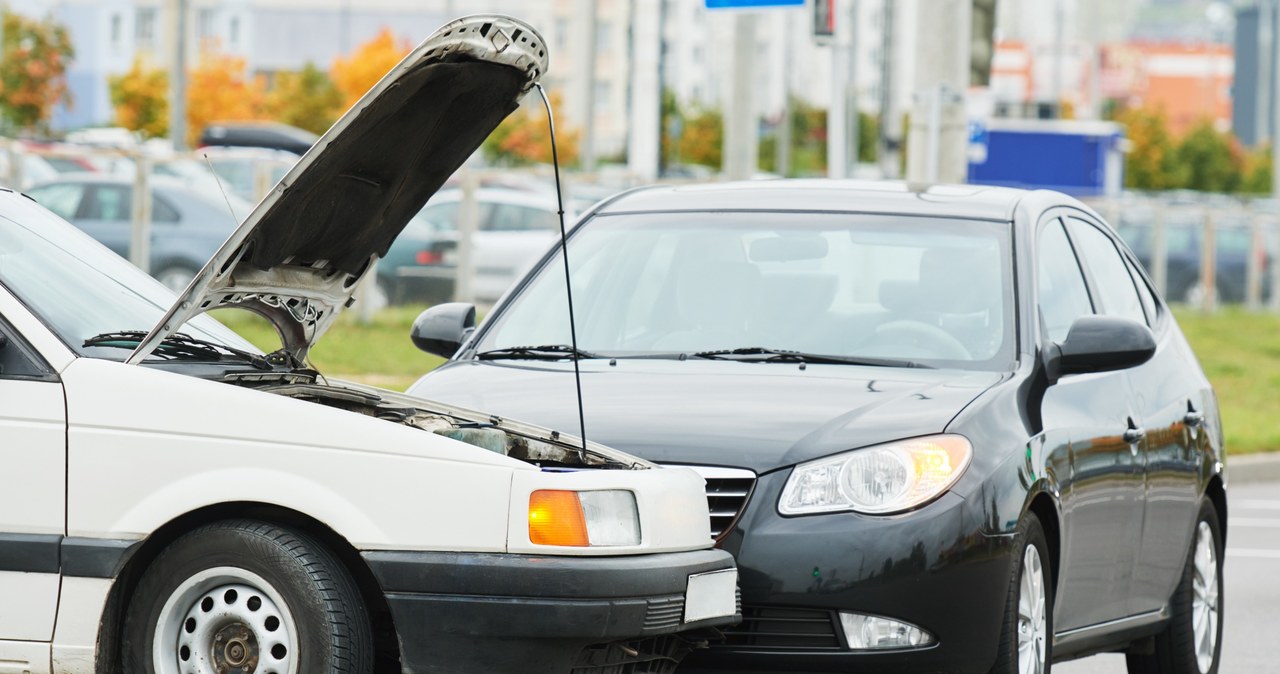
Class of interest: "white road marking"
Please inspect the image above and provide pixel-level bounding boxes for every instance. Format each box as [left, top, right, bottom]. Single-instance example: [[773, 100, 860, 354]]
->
[[1227, 549, 1280, 560], [1228, 518, 1280, 529], [1233, 500, 1280, 511]]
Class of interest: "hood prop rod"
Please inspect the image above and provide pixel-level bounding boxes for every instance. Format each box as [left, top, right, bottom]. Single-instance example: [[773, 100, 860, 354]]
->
[[536, 83, 589, 464]]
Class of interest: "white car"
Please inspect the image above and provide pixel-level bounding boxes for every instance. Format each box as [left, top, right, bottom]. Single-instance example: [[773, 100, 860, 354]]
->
[[0, 15, 736, 674]]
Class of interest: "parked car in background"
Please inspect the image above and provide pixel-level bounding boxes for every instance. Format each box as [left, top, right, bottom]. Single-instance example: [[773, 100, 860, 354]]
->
[[26, 174, 252, 291], [378, 187, 569, 305], [198, 146, 297, 203], [1114, 217, 1273, 305], [198, 121, 318, 156], [410, 181, 1227, 674], [0, 16, 740, 674]]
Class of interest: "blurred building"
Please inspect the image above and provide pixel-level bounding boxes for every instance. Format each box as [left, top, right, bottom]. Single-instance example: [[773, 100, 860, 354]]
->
[[1234, 0, 1279, 147], [1101, 43, 1233, 134]]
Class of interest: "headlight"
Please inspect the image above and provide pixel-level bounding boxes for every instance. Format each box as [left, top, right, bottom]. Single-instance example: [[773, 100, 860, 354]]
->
[[778, 435, 972, 515], [528, 490, 641, 546]]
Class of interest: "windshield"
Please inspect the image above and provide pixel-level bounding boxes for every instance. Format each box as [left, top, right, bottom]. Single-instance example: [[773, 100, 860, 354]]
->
[[0, 194, 259, 360], [478, 211, 1015, 370]]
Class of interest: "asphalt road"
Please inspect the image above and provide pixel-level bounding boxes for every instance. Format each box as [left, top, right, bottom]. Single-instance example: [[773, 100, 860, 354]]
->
[[1056, 480, 1280, 673]]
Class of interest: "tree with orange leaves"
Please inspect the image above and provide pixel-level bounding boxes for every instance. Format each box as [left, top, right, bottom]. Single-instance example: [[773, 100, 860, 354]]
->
[[330, 28, 411, 110], [185, 50, 267, 146], [482, 91, 580, 166], [109, 57, 169, 139], [0, 10, 74, 132]]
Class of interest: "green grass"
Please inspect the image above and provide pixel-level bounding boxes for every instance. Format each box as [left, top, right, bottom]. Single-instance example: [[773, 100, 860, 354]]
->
[[211, 306, 443, 392], [212, 305, 1280, 455], [1173, 308, 1280, 455]]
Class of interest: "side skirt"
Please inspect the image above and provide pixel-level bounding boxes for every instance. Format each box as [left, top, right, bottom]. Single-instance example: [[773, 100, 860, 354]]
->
[[1051, 608, 1168, 662]]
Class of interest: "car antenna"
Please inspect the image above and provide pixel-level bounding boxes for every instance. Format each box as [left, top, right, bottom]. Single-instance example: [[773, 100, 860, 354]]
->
[[535, 83, 589, 463]]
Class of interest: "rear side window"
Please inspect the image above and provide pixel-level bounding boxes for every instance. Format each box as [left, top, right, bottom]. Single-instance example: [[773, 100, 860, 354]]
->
[[1037, 219, 1093, 343], [27, 183, 85, 220], [1067, 218, 1148, 326]]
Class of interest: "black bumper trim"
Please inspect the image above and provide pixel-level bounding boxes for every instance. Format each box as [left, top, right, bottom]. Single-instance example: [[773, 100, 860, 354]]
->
[[363, 548, 735, 598]]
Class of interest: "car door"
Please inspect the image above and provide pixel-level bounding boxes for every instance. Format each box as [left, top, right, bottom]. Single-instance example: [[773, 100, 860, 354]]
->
[[1066, 216, 1204, 617], [0, 312, 65, 648], [1035, 215, 1145, 631]]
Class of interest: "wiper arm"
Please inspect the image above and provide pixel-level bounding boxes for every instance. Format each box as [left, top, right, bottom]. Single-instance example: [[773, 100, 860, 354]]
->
[[690, 347, 930, 369], [85, 331, 274, 370], [476, 344, 601, 361]]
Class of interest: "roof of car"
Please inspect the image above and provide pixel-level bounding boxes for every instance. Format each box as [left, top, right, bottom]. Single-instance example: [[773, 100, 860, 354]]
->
[[594, 179, 1032, 221], [26, 172, 208, 194]]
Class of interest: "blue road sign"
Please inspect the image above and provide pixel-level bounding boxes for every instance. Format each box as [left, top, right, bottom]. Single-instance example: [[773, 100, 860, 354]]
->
[[706, 0, 805, 8]]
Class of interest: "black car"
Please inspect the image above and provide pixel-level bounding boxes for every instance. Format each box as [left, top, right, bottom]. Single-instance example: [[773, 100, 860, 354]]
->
[[407, 181, 1227, 674]]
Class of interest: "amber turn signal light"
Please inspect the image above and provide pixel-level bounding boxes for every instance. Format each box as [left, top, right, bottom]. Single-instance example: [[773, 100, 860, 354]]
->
[[528, 490, 590, 546]]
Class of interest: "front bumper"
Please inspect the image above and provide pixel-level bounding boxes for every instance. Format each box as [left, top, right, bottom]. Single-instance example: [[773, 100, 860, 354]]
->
[[680, 471, 1016, 674], [363, 548, 740, 674]]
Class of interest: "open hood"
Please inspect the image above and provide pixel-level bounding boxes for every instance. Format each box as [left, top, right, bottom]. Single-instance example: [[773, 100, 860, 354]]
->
[[127, 15, 548, 365]]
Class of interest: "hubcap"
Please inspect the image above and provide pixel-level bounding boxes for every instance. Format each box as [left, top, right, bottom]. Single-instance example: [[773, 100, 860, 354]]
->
[[1017, 544, 1047, 674], [153, 567, 299, 674], [1192, 521, 1220, 673]]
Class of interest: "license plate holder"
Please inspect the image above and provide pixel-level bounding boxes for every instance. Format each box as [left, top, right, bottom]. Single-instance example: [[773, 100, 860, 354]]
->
[[683, 568, 738, 623]]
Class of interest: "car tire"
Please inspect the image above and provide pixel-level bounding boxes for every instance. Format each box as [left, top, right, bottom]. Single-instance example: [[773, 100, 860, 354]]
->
[[121, 519, 373, 674], [990, 514, 1052, 674], [1126, 500, 1224, 674]]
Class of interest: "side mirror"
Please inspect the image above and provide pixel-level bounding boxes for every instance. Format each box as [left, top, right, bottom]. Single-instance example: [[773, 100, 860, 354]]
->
[[411, 303, 476, 358], [1045, 316, 1156, 381]]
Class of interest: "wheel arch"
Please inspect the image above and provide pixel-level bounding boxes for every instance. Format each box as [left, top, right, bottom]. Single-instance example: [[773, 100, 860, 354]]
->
[[1205, 473, 1227, 545], [1023, 489, 1062, 594], [95, 501, 402, 674]]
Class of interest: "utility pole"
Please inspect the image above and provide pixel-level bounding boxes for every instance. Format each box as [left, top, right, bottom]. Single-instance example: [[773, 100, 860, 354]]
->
[[575, 0, 598, 173], [827, 0, 852, 178], [777, 12, 793, 177], [905, 0, 970, 184], [169, 0, 189, 151], [1259, 0, 1273, 146], [877, 0, 898, 178], [724, 12, 758, 180], [628, 0, 661, 180], [847, 0, 859, 174]]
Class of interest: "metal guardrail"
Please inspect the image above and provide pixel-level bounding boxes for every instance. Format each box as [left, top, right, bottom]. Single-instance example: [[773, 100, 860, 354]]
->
[[1087, 196, 1280, 313]]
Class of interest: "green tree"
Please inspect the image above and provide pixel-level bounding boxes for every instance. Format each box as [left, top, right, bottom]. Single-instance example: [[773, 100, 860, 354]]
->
[[1115, 106, 1186, 191], [265, 63, 343, 135], [1241, 144, 1273, 195], [0, 10, 74, 132], [1176, 120, 1242, 193], [677, 106, 724, 169], [108, 57, 168, 138]]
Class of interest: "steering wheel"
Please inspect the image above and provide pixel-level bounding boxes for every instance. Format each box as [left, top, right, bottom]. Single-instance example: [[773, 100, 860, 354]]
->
[[859, 320, 972, 361]]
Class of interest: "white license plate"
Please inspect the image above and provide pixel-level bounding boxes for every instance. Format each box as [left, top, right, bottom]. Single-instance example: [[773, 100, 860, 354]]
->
[[683, 568, 738, 623]]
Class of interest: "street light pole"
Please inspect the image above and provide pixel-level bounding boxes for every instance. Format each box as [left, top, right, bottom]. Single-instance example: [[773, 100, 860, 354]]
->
[[169, 0, 189, 151], [724, 11, 758, 180]]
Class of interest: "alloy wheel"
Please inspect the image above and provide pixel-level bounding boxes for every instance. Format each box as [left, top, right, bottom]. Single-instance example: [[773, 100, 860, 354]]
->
[[1017, 544, 1048, 674], [1192, 521, 1220, 673]]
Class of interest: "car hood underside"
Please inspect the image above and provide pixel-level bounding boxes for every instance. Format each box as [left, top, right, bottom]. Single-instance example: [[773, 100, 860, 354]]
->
[[128, 16, 548, 365]]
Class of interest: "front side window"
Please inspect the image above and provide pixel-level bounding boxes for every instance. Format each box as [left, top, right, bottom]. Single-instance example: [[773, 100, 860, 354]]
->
[[1037, 219, 1093, 343], [1066, 218, 1147, 326], [478, 212, 1015, 370]]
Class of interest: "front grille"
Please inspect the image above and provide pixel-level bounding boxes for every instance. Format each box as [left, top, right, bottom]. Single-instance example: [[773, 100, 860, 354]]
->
[[678, 465, 756, 539], [717, 606, 844, 651]]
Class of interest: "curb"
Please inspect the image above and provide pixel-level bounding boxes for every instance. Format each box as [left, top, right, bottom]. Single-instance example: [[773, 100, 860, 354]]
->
[[1227, 452, 1280, 486]]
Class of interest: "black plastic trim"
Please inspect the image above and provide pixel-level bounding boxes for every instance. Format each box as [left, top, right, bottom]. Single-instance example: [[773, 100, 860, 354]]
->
[[0, 532, 61, 573], [364, 548, 735, 598], [61, 536, 142, 579], [0, 533, 142, 578]]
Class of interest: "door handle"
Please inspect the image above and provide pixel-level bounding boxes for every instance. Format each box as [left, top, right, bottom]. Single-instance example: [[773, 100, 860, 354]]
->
[[1184, 410, 1204, 427], [1123, 427, 1146, 444]]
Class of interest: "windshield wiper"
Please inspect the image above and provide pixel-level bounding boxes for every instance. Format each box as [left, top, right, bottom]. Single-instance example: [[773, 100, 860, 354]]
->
[[690, 347, 930, 369], [476, 344, 601, 361], [84, 331, 273, 370]]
